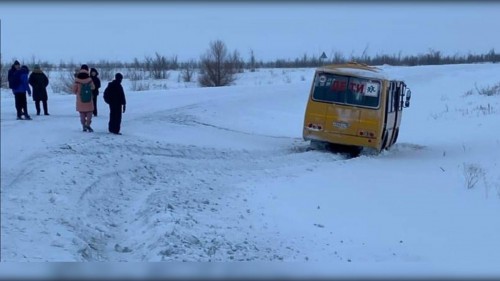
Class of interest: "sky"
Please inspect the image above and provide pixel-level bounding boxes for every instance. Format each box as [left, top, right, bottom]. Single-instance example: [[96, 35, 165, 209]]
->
[[1, 2, 500, 63], [1, 61, 500, 274]]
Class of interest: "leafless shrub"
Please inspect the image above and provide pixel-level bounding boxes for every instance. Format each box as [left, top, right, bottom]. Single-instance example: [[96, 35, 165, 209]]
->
[[92, 59, 124, 69], [230, 49, 244, 73], [459, 103, 495, 116], [1, 60, 9, 89], [128, 68, 147, 81], [474, 104, 494, 115], [430, 104, 449, 120], [153, 83, 168, 90], [58, 61, 78, 72], [198, 40, 238, 87], [98, 67, 115, 82], [52, 70, 76, 94], [422, 49, 442, 65], [475, 82, 500, 96], [130, 80, 151, 91], [331, 51, 346, 64], [463, 89, 474, 97], [145, 52, 173, 80], [463, 163, 485, 190], [181, 60, 197, 82], [248, 49, 257, 72]]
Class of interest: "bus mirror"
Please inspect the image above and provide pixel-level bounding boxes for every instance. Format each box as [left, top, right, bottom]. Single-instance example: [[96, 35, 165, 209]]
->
[[404, 89, 411, 108], [406, 89, 411, 100]]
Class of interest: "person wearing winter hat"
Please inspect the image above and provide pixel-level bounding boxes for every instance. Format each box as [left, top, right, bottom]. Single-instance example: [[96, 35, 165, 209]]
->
[[12, 65, 33, 120], [8, 60, 21, 88], [29, 64, 50, 115], [73, 64, 96, 132], [7, 61, 21, 118], [103, 73, 127, 135], [90, 68, 101, 117]]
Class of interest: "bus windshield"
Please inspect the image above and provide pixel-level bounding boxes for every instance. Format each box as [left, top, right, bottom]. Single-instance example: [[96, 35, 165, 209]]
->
[[312, 73, 381, 108]]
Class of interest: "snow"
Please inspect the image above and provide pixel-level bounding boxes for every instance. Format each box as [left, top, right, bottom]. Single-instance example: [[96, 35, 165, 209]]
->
[[1, 64, 500, 277], [319, 66, 389, 80]]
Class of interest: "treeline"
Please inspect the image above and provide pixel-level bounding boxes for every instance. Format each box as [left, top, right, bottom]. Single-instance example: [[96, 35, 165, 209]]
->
[[1, 43, 500, 89], [3, 47, 499, 72], [257, 48, 500, 68]]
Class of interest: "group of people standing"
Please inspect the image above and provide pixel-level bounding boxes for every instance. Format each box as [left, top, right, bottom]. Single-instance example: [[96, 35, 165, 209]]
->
[[7, 60, 48, 119], [8, 61, 127, 135]]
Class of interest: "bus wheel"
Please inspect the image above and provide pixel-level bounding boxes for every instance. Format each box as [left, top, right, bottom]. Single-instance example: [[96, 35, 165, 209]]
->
[[348, 146, 362, 158], [309, 140, 327, 150], [391, 129, 399, 145], [381, 130, 389, 151]]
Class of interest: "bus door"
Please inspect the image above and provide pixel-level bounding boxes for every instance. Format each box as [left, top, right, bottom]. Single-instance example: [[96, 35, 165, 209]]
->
[[383, 81, 398, 149], [389, 82, 403, 145]]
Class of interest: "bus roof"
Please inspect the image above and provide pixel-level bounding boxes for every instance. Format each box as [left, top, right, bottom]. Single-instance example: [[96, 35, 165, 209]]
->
[[317, 62, 390, 80]]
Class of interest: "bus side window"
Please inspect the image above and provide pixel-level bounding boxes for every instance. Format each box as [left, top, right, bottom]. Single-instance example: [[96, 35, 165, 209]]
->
[[398, 86, 404, 111], [387, 85, 393, 113], [394, 83, 402, 111], [389, 82, 397, 113]]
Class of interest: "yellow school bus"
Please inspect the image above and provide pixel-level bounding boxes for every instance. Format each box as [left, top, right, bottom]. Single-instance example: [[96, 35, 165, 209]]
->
[[303, 62, 411, 155]]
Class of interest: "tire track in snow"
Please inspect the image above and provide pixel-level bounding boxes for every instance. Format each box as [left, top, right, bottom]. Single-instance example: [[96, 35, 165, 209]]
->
[[74, 138, 333, 261], [2, 120, 343, 261]]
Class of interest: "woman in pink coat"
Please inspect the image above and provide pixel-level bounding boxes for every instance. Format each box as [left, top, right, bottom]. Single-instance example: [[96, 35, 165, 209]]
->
[[73, 64, 96, 132]]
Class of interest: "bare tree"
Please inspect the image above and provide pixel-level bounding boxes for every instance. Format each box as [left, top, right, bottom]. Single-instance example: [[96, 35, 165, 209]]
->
[[331, 51, 345, 64], [52, 70, 76, 94], [1, 54, 9, 89], [169, 55, 179, 70], [181, 60, 197, 82], [361, 43, 370, 61], [248, 49, 257, 72], [145, 52, 169, 80], [98, 67, 115, 82], [198, 40, 237, 87], [230, 49, 244, 73], [132, 57, 141, 69]]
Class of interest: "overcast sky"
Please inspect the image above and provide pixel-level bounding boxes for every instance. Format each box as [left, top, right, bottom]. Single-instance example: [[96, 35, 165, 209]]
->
[[1, 2, 499, 64]]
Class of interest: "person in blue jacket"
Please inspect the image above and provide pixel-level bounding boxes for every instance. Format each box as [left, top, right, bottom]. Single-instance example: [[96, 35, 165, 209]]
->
[[8, 60, 21, 89], [12, 65, 32, 120]]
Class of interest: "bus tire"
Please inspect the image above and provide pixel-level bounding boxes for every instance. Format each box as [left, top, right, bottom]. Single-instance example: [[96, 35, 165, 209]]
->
[[381, 130, 389, 151], [391, 129, 399, 146]]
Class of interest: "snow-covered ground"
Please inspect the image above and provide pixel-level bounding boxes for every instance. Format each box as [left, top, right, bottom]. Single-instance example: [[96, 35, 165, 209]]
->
[[1, 64, 500, 277]]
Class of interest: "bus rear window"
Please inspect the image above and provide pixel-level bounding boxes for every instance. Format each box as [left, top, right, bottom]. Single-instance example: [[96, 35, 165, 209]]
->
[[312, 73, 380, 108]]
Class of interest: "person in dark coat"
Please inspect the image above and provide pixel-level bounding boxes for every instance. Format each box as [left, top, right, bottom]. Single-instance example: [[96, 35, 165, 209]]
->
[[28, 64, 50, 115], [11, 64, 32, 120], [103, 73, 126, 135], [90, 67, 101, 117]]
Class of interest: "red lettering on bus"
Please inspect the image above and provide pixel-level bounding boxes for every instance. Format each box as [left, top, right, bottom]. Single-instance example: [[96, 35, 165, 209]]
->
[[332, 80, 347, 91], [356, 83, 364, 93], [349, 82, 365, 93]]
